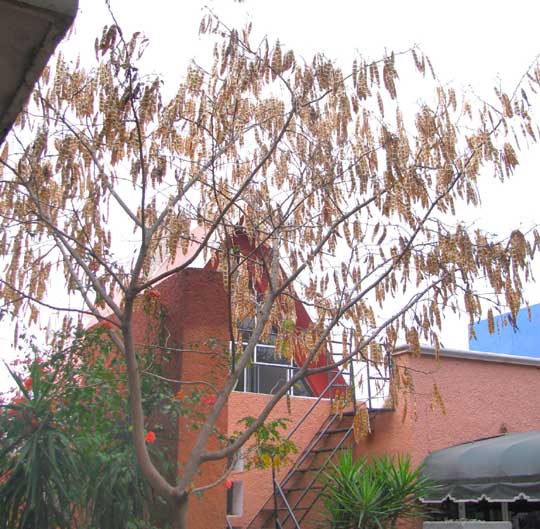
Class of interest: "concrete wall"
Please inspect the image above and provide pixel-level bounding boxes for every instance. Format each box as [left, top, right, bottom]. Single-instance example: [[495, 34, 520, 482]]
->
[[471, 303, 540, 357]]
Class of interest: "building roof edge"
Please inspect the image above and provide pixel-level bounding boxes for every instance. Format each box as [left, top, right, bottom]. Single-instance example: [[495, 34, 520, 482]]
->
[[393, 344, 540, 367]]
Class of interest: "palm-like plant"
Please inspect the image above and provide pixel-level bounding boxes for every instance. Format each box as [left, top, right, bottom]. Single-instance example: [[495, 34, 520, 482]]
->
[[0, 362, 80, 529], [0, 330, 173, 529], [321, 450, 434, 529]]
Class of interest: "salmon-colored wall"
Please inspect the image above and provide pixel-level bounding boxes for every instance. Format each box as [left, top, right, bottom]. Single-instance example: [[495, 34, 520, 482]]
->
[[353, 352, 540, 468], [406, 352, 540, 465], [138, 269, 540, 529], [227, 391, 332, 528]]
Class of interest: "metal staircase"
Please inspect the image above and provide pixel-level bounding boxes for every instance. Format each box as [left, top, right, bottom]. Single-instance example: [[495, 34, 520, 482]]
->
[[244, 350, 393, 529]]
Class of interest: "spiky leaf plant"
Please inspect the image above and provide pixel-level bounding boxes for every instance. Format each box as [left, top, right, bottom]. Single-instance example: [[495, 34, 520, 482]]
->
[[0, 362, 80, 529], [0, 329, 173, 529], [321, 450, 434, 529]]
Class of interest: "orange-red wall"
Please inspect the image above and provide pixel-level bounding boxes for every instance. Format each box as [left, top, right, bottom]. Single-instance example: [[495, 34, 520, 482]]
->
[[150, 268, 230, 529], [353, 352, 540, 467], [227, 392, 332, 528]]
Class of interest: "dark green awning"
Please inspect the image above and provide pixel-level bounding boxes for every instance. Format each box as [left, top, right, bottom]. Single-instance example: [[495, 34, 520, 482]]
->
[[421, 430, 540, 502]]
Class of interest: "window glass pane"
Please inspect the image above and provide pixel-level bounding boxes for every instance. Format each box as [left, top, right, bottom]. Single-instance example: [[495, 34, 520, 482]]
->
[[236, 367, 245, 392], [238, 317, 255, 343], [430, 499, 459, 521], [263, 330, 277, 346], [465, 500, 501, 521], [237, 318, 277, 346], [226, 487, 233, 515], [256, 364, 288, 394], [233, 328, 314, 397], [244, 366, 256, 393], [510, 500, 540, 528], [256, 345, 289, 365], [290, 369, 312, 397], [226, 482, 243, 516], [238, 317, 255, 331]]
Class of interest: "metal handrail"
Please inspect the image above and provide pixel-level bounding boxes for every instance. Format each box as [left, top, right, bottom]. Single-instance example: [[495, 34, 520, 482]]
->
[[365, 351, 392, 410], [366, 352, 373, 409], [276, 348, 392, 527], [283, 427, 354, 527], [274, 478, 302, 529], [281, 413, 340, 489], [249, 345, 393, 529], [226, 516, 233, 529], [286, 363, 349, 441], [349, 352, 357, 414]]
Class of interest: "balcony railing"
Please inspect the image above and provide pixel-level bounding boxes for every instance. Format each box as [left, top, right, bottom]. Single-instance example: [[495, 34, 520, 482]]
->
[[235, 340, 313, 397], [234, 325, 391, 408]]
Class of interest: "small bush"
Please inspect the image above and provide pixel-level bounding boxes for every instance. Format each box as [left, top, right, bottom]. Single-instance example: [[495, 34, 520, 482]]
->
[[321, 450, 434, 529]]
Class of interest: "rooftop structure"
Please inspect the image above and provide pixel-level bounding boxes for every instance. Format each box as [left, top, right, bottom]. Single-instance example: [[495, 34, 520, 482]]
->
[[0, 0, 78, 144], [470, 304, 540, 358]]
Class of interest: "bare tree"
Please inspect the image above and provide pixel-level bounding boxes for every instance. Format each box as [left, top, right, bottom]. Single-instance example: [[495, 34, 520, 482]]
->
[[0, 12, 539, 528]]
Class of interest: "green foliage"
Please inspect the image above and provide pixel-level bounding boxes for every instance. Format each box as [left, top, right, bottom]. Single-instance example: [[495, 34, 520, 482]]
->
[[236, 416, 297, 470], [321, 450, 434, 529], [0, 329, 173, 529], [86, 446, 156, 529], [0, 364, 79, 529]]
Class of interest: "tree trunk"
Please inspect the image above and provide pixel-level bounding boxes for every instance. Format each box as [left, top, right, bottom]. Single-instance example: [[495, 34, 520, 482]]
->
[[171, 493, 189, 529]]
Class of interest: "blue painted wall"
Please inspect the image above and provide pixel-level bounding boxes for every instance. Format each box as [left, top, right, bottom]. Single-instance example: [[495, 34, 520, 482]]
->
[[469, 304, 540, 357]]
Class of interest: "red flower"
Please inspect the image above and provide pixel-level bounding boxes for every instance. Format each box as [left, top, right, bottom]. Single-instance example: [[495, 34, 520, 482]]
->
[[173, 390, 185, 400], [7, 396, 24, 416], [145, 431, 156, 444], [225, 479, 233, 489], [147, 289, 161, 299], [23, 376, 32, 391], [201, 395, 217, 406], [99, 320, 115, 330]]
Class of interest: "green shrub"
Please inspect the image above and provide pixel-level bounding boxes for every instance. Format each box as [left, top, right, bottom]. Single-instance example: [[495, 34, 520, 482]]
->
[[321, 450, 434, 529]]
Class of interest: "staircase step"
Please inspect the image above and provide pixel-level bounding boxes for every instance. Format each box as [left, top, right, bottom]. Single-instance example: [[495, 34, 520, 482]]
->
[[284, 485, 324, 492], [311, 446, 340, 453], [246, 412, 358, 529], [324, 427, 352, 434]]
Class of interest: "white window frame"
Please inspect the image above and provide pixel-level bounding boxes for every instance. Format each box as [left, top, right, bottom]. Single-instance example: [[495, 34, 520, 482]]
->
[[243, 340, 307, 395], [227, 481, 244, 516]]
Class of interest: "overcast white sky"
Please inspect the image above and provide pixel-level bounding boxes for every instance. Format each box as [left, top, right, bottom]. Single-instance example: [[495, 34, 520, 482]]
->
[[73, 0, 540, 346], [2, 0, 540, 372], [71, 0, 540, 233]]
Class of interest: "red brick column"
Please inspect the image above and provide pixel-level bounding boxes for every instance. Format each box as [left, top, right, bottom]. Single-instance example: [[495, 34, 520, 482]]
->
[[140, 268, 230, 529]]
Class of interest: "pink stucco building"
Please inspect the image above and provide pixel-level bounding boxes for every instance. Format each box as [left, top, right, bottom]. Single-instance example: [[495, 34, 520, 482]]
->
[[144, 266, 540, 529], [224, 345, 540, 528]]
